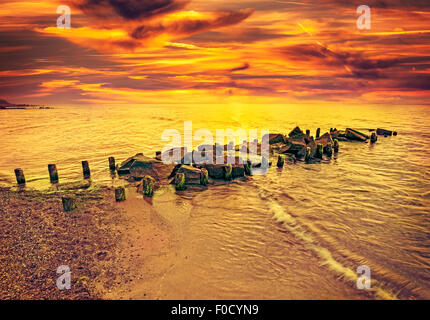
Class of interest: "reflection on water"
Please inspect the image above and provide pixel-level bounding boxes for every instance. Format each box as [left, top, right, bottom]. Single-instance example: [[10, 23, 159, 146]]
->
[[1, 104, 430, 299]]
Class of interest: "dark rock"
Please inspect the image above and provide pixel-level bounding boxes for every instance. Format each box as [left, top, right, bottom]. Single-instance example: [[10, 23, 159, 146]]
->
[[118, 153, 175, 181], [288, 126, 304, 137], [264, 133, 287, 145], [315, 132, 334, 147]]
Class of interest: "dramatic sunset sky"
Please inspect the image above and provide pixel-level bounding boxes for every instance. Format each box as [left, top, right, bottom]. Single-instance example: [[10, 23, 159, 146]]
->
[[0, 0, 429, 106]]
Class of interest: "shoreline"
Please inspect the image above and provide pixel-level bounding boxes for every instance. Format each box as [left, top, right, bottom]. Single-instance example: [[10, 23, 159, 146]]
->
[[0, 185, 173, 300]]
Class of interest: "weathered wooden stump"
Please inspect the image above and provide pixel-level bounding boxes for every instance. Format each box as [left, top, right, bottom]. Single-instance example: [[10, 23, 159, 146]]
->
[[62, 196, 77, 212], [305, 147, 311, 163], [142, 176, 155, 197], [376, 128, 392, 136], [115, 186, 126, 202], [82, 161, 90, 179], [316, 128, 320, 138], [48, 164, 59, 183], [333, 139, 339, 153], [324, 143, 333, 157], [315, 143, 323, 159], [174, 173, 186, 191], [108, 157, 116, 171], [14, 168, 26, 185], [244, 160, 252, 176], [200, 168, 209, 186], [224, 164, 232, 180], [370, 132, 377, 143], [277, 155, 284, 168]]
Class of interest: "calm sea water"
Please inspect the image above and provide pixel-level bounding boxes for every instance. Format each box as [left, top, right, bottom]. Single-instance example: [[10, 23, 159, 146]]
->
[[1, 104, 430, 299]]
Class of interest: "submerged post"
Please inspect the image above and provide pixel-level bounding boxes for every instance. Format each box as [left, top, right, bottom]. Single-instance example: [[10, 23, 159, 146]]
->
[[174, 173, 186, 191], [244, 160, 252, 176], [62, 196, 77, 212], [277, 155, 284, 168], [14, 168, 26, 185], [305, 147, 311, 163], [48, 164, 59, 183], [370, 132, 377, 143], [333, 139, 339, 153], [114, 186, 126, 201], [325, 143, 333, 158], [82, 161, 90, 179], [316, 128, 320, 138], [316, 144, 323, 159], [108, 157, 116, 171], [142, 176, 155, 197]]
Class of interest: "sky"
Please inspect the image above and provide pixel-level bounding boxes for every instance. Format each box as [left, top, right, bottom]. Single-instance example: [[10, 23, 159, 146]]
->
[[0, 0, 429, 106]]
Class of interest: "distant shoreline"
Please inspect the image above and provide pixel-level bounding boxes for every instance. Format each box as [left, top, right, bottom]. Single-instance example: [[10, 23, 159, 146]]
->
[[0, 105, 52, 110]]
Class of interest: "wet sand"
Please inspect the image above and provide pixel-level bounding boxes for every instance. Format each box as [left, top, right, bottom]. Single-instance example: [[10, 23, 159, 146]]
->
[[0, 186, 173, 300]]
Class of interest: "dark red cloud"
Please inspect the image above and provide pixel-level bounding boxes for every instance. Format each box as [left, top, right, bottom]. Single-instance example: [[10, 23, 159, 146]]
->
[[72, 0, 190, 20]]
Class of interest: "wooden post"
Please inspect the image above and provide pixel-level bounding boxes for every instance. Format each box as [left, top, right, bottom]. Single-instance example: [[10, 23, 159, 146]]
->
[[142, 176, 155, 197], [224, 164, 232, 180], [108, 157, 116, 171], [174, 173, 186, 191], [305, 147, 311, 163], [48, 164, 58, 183], [277, 155, 284, 168], [62, 196, 77, 212], [14, 168, 26, 185], [82, 161, 90, 179], [324, 143, 333, 158], [305, 129, 310, 136], [244, 160, 252, 176], [316, 128, 320, 138], [333, 139, 339, 153], [316, 144, 323, 159], [115, 187, 126, 202], [370, 132, 377, 143]]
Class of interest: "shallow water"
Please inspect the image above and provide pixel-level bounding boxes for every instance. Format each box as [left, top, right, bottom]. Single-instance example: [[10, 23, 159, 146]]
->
[[1, 104, 430, 299]]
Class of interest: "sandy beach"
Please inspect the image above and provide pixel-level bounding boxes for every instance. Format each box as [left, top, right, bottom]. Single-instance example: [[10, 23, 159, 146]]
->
[[0, 186, 173, 300]]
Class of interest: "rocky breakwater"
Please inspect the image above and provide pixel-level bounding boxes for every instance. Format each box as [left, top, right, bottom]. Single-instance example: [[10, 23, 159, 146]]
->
[[115, 126, 397, 197]]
